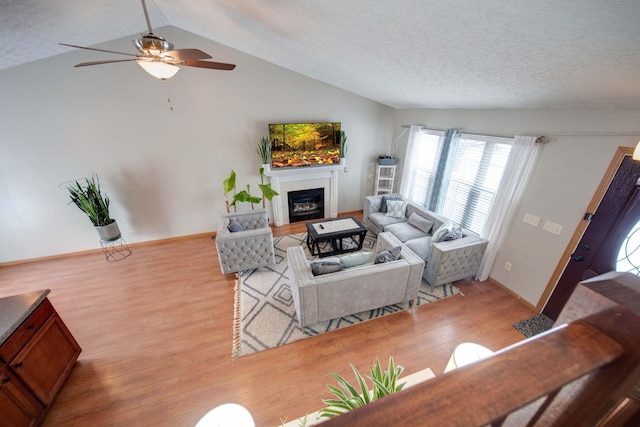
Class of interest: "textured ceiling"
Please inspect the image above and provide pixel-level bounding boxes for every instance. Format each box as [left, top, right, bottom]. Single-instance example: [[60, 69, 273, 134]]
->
[[2, 0, 640, 109]]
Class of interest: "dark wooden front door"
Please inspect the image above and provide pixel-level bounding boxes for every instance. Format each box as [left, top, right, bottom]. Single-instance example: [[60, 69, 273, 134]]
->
[[543, 153, 640, 320]]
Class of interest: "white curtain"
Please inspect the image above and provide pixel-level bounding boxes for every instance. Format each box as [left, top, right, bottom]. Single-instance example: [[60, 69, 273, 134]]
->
[[476, 135, 542, 281], [399, 125, 422, 199]]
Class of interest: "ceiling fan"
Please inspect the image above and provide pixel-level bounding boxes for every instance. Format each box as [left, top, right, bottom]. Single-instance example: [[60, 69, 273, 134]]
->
[[60, 0, 236, 80]]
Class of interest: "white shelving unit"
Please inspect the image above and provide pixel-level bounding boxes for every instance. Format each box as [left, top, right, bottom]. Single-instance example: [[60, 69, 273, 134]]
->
[[374, 164, 396, 195]]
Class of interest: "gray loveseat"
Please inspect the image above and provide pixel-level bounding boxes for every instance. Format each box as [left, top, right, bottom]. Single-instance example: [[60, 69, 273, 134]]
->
[[287, 232, 424, 327], [363, 194, 488, 288]]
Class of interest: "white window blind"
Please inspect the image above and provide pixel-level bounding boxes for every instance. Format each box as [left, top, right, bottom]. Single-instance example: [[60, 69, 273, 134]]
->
[[410, 130, 443, 205], [406, 130, 512, 235], [443, 135, 512, 233]]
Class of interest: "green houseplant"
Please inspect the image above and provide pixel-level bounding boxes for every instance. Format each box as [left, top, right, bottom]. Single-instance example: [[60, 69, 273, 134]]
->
[[339, 130, 348, 159], [258, 167, 279, 208], [280, 357, 405, 426], [66, 174, 121, 241], [257, 136, 271, 166], [223, 168, 279, 213], [222, 170, 238, 213], [319, 357, 405, 419]]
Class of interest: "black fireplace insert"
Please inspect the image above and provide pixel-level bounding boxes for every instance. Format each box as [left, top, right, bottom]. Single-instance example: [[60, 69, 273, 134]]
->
[[288, 188, 324, 222]]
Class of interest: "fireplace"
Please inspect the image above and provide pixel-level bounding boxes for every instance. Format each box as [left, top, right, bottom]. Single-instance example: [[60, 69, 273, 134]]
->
[[264, 163, 341, 226], [288, 188, 324, 222]]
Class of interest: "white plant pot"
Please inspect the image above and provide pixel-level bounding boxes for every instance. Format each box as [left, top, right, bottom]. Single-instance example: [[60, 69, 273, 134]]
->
[[95, 220, 121, 242]]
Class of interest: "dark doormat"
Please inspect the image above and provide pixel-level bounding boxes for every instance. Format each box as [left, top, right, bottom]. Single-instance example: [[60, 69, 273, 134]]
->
[[513, 314, 554, 338]]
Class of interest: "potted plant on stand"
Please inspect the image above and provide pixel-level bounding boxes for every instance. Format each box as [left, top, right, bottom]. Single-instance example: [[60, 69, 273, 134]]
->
[[66, 174, 121, 241]]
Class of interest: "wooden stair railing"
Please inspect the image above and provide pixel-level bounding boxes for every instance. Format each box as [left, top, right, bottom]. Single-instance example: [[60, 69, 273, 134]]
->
[[321, 272, 640, 427]]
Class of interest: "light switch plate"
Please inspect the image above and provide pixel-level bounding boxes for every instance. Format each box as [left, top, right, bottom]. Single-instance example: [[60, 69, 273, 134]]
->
[[543, 220, 563, 235], [523, 213, 540, 227]]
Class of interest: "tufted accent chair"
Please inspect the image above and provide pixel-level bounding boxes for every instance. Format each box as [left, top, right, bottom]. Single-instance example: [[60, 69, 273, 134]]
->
[[425, 235, 488, 289], [215, 210, 275, 274]]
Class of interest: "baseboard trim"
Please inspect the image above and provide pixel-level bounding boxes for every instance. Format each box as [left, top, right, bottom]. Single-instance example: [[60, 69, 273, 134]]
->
[[2, 210, 363, 266], [487, 276, 537, 312], [0, 231, 215, 267]]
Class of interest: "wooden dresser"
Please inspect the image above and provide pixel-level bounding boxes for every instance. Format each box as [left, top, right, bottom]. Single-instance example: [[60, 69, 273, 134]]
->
[[0, 290, 81, 426]]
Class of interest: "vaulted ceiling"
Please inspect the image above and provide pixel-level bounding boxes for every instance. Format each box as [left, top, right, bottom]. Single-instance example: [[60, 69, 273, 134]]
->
[[2, 0, 640, 109]]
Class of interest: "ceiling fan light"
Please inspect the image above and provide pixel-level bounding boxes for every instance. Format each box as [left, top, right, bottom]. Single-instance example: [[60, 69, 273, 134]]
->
[[137, 61, 180, 80], [634, 141, 640, 161]]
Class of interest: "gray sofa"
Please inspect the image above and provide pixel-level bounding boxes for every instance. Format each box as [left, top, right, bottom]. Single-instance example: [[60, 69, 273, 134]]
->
[[363, 194, 488, 288], [287, 232, 424, 327]]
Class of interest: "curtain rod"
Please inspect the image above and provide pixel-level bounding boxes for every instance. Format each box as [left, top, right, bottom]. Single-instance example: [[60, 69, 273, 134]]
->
[[400, 124, 547, 143], [402, 124, 640, 141]]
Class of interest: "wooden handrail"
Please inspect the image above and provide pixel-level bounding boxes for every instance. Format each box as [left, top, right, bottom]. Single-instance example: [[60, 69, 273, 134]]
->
[[321, 272, 640, 427]]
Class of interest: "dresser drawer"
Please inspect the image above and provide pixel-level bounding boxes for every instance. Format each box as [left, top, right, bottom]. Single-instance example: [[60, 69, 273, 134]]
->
[[0, 299, 54, 362]]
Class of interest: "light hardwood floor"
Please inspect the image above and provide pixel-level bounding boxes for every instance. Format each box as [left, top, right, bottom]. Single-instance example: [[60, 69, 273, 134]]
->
[[0, 213, 535, 426]]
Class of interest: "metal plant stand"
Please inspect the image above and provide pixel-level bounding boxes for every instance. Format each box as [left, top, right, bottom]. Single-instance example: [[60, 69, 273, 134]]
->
[[100, 235, 132, 262]]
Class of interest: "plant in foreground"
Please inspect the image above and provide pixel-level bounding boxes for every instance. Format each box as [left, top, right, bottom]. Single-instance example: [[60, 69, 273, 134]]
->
[[279, 414, 308, 427], [319, 356, 405, 419]]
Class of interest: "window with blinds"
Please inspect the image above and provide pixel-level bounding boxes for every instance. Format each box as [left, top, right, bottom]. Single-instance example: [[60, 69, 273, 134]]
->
[[407, 130, 512, 235], [411, 130, 443, 206]]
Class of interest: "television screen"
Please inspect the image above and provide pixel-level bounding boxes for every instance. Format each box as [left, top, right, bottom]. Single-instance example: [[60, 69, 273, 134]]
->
[[269, 122, 341, 168]]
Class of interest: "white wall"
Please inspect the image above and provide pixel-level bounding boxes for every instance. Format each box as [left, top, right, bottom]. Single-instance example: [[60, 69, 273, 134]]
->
[[6, 26, 637, 310], [393, 109, 640, 307], [0, 26, 393, 263]]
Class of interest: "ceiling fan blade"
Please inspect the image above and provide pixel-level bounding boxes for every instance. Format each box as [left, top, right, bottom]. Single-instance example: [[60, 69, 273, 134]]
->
[[60, 43, 138, 57], [74, 59, 136, 67], [165, 49, 212, 61], [182, 59, 236, 71]]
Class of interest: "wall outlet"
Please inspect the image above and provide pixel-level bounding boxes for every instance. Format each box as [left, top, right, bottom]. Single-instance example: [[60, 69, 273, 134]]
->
[[504, 261, 512, 271], [523, 213, 540, 227], [543, 220, 563, 235]]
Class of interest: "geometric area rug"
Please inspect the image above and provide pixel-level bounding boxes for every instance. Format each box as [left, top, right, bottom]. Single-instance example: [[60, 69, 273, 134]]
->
[[513, 314, 555, 338], [232, 232, 461, 359]]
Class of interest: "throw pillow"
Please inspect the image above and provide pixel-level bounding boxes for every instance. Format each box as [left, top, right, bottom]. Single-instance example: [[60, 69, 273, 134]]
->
[[431, 221, 454, 243], [310, 260, 344, 276], [380, 195, 402, 213], [227, 220, 244, 232], [407, 212, 434, 234], [340, 251, 374, 268], [374, 246, 402, 264], [442, 227, 464, 241], [385, 200, 408, 219]]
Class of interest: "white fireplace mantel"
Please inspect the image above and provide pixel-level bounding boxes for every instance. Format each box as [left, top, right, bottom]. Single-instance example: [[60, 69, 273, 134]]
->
[[264, 164, 342, 226]]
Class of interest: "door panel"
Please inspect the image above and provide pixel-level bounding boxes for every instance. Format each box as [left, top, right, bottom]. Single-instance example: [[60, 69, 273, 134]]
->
[[594, 190, 640, 271], [543, 154, 640, 320]]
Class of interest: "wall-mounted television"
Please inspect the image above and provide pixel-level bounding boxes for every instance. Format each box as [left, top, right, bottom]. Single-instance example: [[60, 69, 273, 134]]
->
[[269, 122, 341, 168]]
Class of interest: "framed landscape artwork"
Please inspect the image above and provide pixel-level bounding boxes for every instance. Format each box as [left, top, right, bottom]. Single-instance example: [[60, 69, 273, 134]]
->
[[269, 122, 341, 168]]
